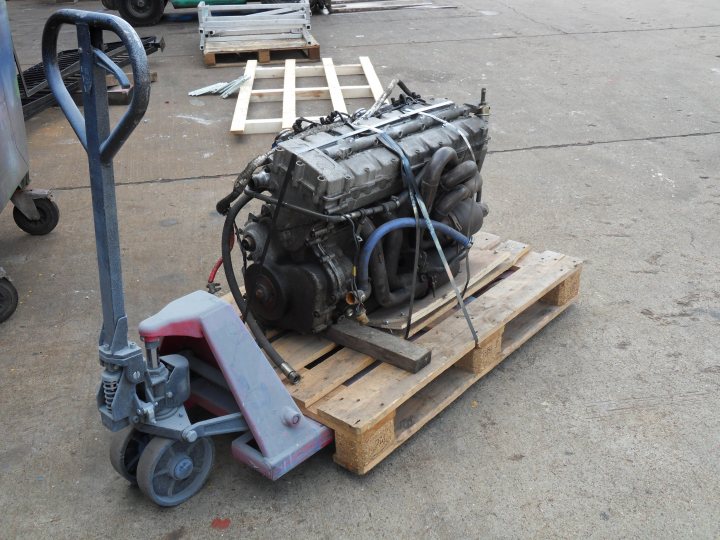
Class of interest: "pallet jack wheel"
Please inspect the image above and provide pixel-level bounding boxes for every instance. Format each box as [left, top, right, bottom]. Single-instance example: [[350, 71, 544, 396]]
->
[[137, 436, 214, 507], [0, 278, 19, 323], [13, 197, 60, 236], [109, 427, 152, 484]]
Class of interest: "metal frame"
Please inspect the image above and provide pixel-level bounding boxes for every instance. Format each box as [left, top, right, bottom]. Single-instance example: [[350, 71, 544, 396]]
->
[[198, 1, 313, 50]]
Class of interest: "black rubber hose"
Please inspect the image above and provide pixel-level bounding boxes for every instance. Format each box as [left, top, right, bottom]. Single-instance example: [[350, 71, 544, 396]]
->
[[216, 152, 270, 215], [216, 186, 243, 216], [221, 195, 301, 384]]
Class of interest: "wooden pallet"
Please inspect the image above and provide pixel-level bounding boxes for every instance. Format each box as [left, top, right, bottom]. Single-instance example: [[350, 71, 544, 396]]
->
[[224, 232, 582, 474], [230, 56, 384, 135], [203, 35, 320, 67]]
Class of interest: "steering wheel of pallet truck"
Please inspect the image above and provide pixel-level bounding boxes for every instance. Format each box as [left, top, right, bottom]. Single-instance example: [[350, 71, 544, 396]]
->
[[41, 9, 151, 165]]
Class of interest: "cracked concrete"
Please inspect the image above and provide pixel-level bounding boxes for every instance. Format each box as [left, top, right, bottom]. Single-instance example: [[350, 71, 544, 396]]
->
[[1, 0, 719, 538]]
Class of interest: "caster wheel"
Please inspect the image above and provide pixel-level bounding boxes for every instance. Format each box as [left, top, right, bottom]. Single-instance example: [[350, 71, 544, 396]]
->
[[137, 436, 214, 507], [0, 278, 19, 323], [13, 197, 60, 236], [109, 428, 152, 484]]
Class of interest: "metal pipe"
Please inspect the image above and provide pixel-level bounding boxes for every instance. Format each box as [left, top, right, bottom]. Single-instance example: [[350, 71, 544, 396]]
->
[[420, 147, 457, 212]]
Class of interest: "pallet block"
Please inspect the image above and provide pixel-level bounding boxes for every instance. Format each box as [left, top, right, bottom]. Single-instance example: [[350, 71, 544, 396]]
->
[[222, 232, 582, 474]]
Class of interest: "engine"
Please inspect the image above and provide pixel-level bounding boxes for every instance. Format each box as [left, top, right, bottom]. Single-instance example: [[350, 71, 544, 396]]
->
[[225, 95, 490, 334]]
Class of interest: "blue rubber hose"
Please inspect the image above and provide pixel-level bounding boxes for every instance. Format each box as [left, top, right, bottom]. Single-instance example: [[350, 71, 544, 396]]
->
[[357, 217, 472, 290]]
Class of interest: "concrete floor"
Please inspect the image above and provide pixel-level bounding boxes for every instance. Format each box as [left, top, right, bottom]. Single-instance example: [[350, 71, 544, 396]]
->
[[1, 0, 719, 537]]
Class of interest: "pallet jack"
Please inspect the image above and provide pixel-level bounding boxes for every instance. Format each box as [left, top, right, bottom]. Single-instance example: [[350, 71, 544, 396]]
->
[[43, 9, 332, 506]]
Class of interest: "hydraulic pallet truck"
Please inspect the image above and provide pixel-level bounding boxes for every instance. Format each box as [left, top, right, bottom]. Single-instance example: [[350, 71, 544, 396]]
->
[[42, 9, 332, 506]]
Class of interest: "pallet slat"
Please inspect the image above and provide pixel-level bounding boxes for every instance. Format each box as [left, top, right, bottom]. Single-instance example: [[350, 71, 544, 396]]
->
[[281, 58, 296, 129], [230, 59, 257, 134], [322, 58, 347, 114], [290, 348, 375, 408], [359, 56, 384, 100]]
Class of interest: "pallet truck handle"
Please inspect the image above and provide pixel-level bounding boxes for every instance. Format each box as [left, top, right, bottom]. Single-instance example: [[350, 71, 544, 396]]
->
[[41, 9, 150, 163], [42, 10, 151, 353]]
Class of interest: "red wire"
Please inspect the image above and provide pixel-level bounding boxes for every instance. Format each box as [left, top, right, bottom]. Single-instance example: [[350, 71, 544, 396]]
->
[[207, 234, 235, 283], [207, 256, 223, 283]]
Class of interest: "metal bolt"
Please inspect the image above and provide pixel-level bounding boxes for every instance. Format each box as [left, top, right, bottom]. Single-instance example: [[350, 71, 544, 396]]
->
[[132, 371, 141, 380], [282, 407, 302, 427], [184, 430, 198, 443], [166, 391, 174, 399]]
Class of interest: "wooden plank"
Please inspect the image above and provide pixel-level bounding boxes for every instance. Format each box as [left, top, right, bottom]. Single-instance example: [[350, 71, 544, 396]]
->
[[290, 348, 375, 408], [316, 255, 579, 433], [254, 63, 364, 79], [322, 58, 348, 113], [324, 319, 430, 373], [281, 59, 296, 129], [359, 56, 384, 100], [270, 333, 337, 370], [250, 85, 373, 103], [230, 59, 258, 134], [204, 36, 316, 55]]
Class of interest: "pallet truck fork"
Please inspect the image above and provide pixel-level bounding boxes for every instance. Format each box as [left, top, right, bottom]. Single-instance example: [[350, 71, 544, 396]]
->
[[42, 9, 331, 506]]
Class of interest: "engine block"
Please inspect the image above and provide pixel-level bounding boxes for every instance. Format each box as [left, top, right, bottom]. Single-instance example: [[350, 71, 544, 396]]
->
[[238, 97, 490, 333]]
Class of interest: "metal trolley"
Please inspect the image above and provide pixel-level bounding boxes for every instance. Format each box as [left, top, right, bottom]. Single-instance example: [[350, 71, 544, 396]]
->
[[0, 0, 61, 323]]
